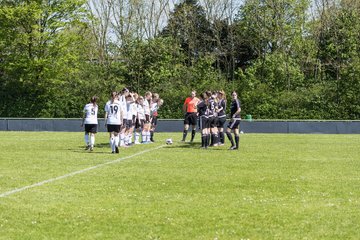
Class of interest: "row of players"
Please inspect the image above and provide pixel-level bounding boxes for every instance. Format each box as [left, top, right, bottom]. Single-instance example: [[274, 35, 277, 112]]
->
[[81, 88, 163, 153], [181, 90, 241, 150]]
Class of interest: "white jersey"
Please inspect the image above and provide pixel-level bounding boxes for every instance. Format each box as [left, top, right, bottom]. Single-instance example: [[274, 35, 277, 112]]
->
[[136, 104, 145, 120], [83, 103, 98, 124], [143, 98, 151, 115], [119, 95, 127, 111], [124, 101, 134, 120], [105, 100, 122, 125], [151, 102, 159, 117], [132, 102, 137, 117]]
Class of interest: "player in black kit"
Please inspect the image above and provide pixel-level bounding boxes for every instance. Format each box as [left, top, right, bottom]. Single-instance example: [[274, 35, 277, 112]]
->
[[217, 90, 227, 145], [226, 91, 241, 150], [197, 92, 210, 148], [206, 91, 219, 146]]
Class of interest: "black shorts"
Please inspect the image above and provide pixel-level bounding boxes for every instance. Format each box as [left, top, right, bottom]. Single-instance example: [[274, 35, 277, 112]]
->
[[151, 116, 158, 126], [145, 114, 150, 123], [132, 115, 136, 127], [85, 124, 97, 133], [227, 119, 241, 130], [208, 116, 217, 128], [135, 119, 145, 129], [184, 112, 197, 126], [125, 119, 133, 129], [107, 124, 121, 133], [217, 117, 226, 128], [199, 116, 209, 130]]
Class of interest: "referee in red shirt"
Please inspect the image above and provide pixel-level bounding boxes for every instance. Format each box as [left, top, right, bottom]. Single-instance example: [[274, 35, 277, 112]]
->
[[182, 90, 200, 142]]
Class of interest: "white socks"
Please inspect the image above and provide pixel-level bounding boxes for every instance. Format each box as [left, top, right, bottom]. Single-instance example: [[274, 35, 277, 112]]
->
[[142, 131, 146, 142], [120, 133, 125, 146], [90, 135, 95, 147], [135, 132, 140, 143], [114, 135, 119, 148], [84, 134, 89, 146], [110, 137, 115, 152], [141, 131, 150, 142]]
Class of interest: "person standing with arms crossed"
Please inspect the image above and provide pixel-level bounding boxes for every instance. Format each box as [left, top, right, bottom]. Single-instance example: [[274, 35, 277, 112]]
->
[[182, 90, 200, 142]]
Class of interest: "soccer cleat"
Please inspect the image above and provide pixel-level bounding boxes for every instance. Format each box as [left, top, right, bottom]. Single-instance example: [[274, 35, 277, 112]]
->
[[134, 141, 140, 145], [85, 145, 90, 150], [229, 146, 238, 150], [115, 146, 119, 153], [90, 147, 94, 151]]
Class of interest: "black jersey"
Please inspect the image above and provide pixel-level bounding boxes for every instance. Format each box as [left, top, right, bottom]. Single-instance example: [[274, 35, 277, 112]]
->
[[230, 99, 241, 118], [218, 99, 226, 117], [207, 98, 217, 117], [197, 100, 207, 117]]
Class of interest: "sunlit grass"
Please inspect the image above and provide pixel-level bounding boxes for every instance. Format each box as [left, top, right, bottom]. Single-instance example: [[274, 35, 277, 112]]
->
[[0, 132, 359, 239]]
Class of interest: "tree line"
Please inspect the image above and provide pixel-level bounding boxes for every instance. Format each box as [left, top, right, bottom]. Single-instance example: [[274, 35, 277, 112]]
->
[[0, 0, 359, 119]]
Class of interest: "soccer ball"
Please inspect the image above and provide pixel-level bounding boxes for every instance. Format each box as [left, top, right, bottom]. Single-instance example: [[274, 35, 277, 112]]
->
[[166, 138, 173, 145]]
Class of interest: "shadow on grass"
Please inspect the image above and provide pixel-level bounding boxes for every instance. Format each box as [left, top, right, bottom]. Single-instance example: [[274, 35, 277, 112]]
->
[[94, 143, 110, 149], [71, 142, 156, 154], [165, 142, 226, 151], [172, 142, 201, 148], [69, 147, 114, 154], [69, 143, 113, 154]]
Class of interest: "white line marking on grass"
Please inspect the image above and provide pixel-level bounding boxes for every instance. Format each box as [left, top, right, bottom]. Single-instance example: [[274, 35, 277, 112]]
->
[[0, 145, 165, 198]]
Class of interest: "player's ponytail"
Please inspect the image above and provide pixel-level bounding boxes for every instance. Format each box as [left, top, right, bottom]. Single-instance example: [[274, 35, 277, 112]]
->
[[91, 96, 98, 107]]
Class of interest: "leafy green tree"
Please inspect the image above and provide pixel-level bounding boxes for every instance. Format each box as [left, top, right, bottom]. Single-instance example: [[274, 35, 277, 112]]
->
[[238, 52, 306, 118], [315, 0, 360, 119], [236, 0, 310, 55], [161, 0, 214, 65], [0, 0, 88, 117]]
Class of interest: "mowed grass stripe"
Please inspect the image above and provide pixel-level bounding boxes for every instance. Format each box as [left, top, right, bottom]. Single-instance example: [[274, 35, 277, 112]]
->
[[0, 145, 165, 198]]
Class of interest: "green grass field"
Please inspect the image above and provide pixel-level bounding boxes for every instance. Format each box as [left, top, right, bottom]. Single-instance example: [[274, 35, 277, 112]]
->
[[0, 132, 359, 239]]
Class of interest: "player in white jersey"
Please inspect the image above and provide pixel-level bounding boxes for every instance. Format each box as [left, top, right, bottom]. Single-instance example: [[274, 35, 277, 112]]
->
[[142, 91, 152, 143], [118, 88, 129, 147], [81, 96, 98, 151], [134, 96, 145, 144], [129, 93, 138, 145], [123, 93, 136, 146], [104, 92, 123, 153], [150, 93, 163, 142]]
